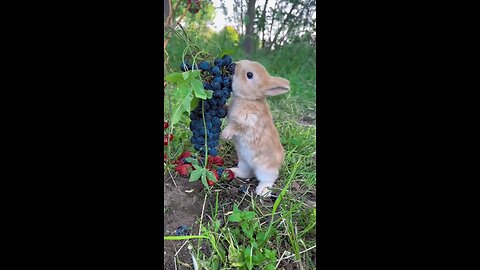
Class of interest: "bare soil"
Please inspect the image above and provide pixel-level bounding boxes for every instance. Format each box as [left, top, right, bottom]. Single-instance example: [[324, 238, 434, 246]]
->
[[164, 176, 205, 270], [164, 172, 316, 269]]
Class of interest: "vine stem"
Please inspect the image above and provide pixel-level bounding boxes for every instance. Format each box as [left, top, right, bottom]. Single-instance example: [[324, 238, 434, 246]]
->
[[163, 1, 191, 168], [164, 2, 192, 50]]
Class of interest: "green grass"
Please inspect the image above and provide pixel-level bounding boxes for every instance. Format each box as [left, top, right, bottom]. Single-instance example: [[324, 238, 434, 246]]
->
[[164, 28, 316, 269]]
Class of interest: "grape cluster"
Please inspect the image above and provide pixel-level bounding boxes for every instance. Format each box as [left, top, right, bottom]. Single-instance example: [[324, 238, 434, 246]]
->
[[181, 55, 235, 156]]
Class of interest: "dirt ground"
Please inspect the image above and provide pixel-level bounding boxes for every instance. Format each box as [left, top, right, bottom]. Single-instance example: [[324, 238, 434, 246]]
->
[[163, 175, 205, 270], [164, 172, 316, 269]]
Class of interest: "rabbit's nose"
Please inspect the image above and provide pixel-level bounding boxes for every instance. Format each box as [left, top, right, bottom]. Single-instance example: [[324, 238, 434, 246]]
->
[[228, 63, 236, 74]]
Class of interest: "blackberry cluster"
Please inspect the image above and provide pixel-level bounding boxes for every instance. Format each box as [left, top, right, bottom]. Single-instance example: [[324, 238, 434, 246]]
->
[[181, 55, 235, 156]]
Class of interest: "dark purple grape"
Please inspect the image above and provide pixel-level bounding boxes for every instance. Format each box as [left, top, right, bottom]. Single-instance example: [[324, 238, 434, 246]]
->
[[217, 97, 226, 106], [199, 61, 210, 71], [211, 66, 221, 75], [211, 81, 221, 90], [209, 148, 218, 156], [213, 76, 223, 83], [228, 63, 236, 74], [217, 108, 226, 118], [180, 62, 190, 71], [221, 55, 232, 66]]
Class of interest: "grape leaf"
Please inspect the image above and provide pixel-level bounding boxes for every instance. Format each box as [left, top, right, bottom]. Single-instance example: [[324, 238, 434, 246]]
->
[[181, 93, 193, 113], [182, 71, 190, 80], [205, 90, 213, 99], [191, 79, 208, 99], [170, 83, 193, 125], [190, 97, 200, 111], [164, 72, 183, 83]]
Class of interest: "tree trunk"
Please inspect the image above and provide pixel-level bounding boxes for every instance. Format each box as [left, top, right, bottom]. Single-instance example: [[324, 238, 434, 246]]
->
[[243, 0, 256, 57], [164, 0, 172, 30], [267, 1, 279, 49], [261, 0, 269, 48], [271, 2, 298, 48], [240, 0, 245, 36]]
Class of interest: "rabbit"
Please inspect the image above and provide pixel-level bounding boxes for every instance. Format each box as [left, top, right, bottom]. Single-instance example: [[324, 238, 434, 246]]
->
[[221, 60, 290, 196]]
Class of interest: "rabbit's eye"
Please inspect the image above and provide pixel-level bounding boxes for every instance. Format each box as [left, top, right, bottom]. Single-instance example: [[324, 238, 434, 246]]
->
[[247, 72, 253, 79]]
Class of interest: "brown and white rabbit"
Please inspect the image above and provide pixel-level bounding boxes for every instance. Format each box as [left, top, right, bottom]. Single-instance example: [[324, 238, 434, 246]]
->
[[221, 60, 290, 196]]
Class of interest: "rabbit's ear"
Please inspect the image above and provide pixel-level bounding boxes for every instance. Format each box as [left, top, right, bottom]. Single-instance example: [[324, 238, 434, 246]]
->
[[265, 77, 290, 96]]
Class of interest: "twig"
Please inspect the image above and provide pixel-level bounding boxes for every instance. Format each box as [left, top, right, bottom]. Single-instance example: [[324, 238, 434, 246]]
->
[[164, 2, 192, 50], [275, 250, 289, 268], [276, 245, 316, 263], [174, 240, 189, 257], [167, 169, 178, 188], [198, 192, 208, 235]]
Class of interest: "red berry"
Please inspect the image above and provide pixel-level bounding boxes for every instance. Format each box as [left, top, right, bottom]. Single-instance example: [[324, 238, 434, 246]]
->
[[164, 121, 169, 129], [164, 153, 168, 162], [208, 155, 224, 166], [175, 163, 192, 177], [178, 151, 192, 160], [225, 169, 235, 180], [207, 180, 215, 186], [164, 134, 174, 145]]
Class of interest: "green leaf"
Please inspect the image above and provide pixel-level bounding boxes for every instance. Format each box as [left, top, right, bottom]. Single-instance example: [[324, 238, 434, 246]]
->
[[242, 211, 255, 220], [184, 157, 196, 164], [244, 245, 253, 270], [264, 263, 276, 270], [228, 245, 243, 267], [181, 71, 190, 80], [214, 220, 220, 231], [181, 92, 193, 113], [164, 72, 183, 83], [206, 170, 217, 181], [228, 212, 242, 222], [171, 106, 183, 126], [191, 79, 208, 99], [201, 173, 207, 187], [239, 220, 248, 230], [190, 97, 200, 111], [186, 70, 201, 79], [189, 169, 202, 182], [170, 83, 193, 125], [263, 248, 276, 261], [252, 251, 265, 265], [204, 89, 213, 99], [193, 164, 203, 171], [256, 231, 267, 244], [241, 224, 254, 239]]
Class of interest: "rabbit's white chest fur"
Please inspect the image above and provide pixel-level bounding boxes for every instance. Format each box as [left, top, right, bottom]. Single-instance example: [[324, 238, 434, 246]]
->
[[234, 136, 255, 167]]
